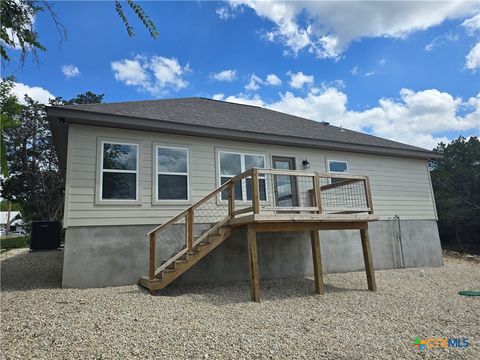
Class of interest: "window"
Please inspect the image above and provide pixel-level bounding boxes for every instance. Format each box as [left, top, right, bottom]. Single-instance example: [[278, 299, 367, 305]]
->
[[327, 160, 349, 184], [328, 160, 349, 174], [100, 141, 139, 201], [218, 151, 266, 201], [156, 146, 189, 201]]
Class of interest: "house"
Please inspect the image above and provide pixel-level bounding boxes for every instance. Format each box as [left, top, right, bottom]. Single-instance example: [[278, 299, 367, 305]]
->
[[47, 98, 443, 296], [0, 211, 23, 235]]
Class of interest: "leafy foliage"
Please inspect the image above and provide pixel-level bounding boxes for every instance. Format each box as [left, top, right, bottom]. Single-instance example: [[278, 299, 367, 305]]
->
[[1, 0, 157, 64], [0, 77, 22, 176], [115, 0, 159, 39], [0, 0, 66, 64], [1, 81, 104, 221], [0, 236, 29, 253], [52, 91, 104, 106], [0, 200, 22, 212], [1, 96, 64, 220], [430, 136, 480, 254]]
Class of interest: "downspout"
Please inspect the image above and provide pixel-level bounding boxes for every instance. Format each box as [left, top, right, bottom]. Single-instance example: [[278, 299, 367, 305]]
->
[[395, 215, 406, 268]]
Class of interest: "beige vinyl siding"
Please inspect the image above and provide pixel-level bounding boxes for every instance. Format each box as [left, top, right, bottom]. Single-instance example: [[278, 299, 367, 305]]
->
[[64, 124, 437, 227]]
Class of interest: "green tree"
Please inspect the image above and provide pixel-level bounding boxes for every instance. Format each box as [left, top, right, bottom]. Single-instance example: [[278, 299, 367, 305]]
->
[[0, 77, 22, 176], [430, 136, 480, 254], [0, 200, 22, 212], [1, 96, 64, 220], [1, 0, 158, 64], [53, 91, 104, 106], [1, 86, 104, 221]]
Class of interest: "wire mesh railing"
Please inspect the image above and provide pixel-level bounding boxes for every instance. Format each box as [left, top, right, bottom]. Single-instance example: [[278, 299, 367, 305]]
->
[[146, 169, 253, 280], [146, 167, 373, 280], [252, 169, 373, 215]]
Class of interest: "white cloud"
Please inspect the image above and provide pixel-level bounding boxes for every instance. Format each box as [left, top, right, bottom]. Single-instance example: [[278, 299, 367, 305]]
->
[[265, 73, 282, 86], [350, 66, 359, 75], [365, 71, 376, 77], [10, 82, 55, 104], [212, 93, 225, 100], [269, 88, 347, 124], [211, 69, 237, 82], [466, 42, 480, 70], [111, 55, 190, 96], [227, 1, 477, 59], [245, 73, 282, 90], [219, 87, 479, 150], [111, 58, 149, 86], [425, 32, 459, 51], [216, 7, 231, 20], [462, 13, 480, 35], [61, 64, 80, 78], [216, 3, 243, 20], [148, 56, 189, 90], [223, 93, 265, 107], [287, 71, 314, 89], [245, 74, 263, 91]]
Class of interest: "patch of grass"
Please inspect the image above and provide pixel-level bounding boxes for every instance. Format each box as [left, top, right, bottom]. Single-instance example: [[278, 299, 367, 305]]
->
[[0, 236, 30, 253]]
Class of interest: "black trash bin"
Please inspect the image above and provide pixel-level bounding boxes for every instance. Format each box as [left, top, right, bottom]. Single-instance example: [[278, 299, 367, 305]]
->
[[30, 221, 61, 250]]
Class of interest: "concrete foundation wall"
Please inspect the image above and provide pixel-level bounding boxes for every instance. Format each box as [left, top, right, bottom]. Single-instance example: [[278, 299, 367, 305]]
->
[[62, 220, 443, 288]]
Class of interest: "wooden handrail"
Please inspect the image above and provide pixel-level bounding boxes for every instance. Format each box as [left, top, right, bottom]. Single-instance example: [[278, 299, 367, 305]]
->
[[146, 173, 242, 236], [316, 173, 368, 180], [146, 167, 374, 280], [148, 169, 372, 236], [320, 178, 364, 191], [258, 168, 317, 177]]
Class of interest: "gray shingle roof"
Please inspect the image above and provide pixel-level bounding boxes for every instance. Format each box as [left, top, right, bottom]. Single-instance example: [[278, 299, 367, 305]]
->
[[51, 97, 434, 155]]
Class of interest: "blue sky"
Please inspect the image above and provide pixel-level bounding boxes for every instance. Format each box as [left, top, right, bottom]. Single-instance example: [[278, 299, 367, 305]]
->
[[3, 1, 480, 150]]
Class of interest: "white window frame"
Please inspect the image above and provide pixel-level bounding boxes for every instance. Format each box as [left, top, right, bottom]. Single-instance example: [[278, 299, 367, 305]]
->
[[327, 159, 349, 174], [154, 145, 190, 203], [97, 139, 140, 204], [217, 150, 267, 203]]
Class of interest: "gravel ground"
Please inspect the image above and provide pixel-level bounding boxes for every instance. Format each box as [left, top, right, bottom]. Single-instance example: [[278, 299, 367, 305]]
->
[[1, 251, 479, 359]]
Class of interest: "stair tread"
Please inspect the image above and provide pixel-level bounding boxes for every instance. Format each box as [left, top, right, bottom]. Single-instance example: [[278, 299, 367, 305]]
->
[[140, 226, 233, 292]]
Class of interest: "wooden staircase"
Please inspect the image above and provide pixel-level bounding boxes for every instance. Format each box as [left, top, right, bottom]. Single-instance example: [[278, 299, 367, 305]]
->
[[139, 167, 377, 299], [139, 226, 232, 292]]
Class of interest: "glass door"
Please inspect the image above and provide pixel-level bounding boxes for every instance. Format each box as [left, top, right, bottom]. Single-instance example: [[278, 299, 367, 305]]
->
[[272, 157, 297, 207]]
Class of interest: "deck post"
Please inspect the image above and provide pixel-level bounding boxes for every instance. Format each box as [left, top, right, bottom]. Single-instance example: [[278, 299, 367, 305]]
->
[[228, 182, 235, 218], [187, 209, 194, 251], [363, 176, 374, 214], [252, 169, 260, 214], [149, 232, 156, 280], [247, 224, 260, 302], [310, 228, 325, 295], [360, 225, 377, 291], [314, 173, 322, 214]]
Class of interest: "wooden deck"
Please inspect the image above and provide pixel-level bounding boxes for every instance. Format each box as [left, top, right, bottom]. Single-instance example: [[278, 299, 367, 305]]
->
[[228, 213, 378, 302], [139, 168, 378, 302], [230, 213, 378, 227]]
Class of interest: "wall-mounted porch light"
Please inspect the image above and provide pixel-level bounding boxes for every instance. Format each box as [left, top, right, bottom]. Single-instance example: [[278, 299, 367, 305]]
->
[[302, 159, 310, 169]]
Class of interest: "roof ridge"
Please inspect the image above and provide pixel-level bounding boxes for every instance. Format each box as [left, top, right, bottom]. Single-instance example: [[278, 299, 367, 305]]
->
[[197, 97, 264, 109], [58, 96, 266, 110], [59, 97, 203, 108]]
